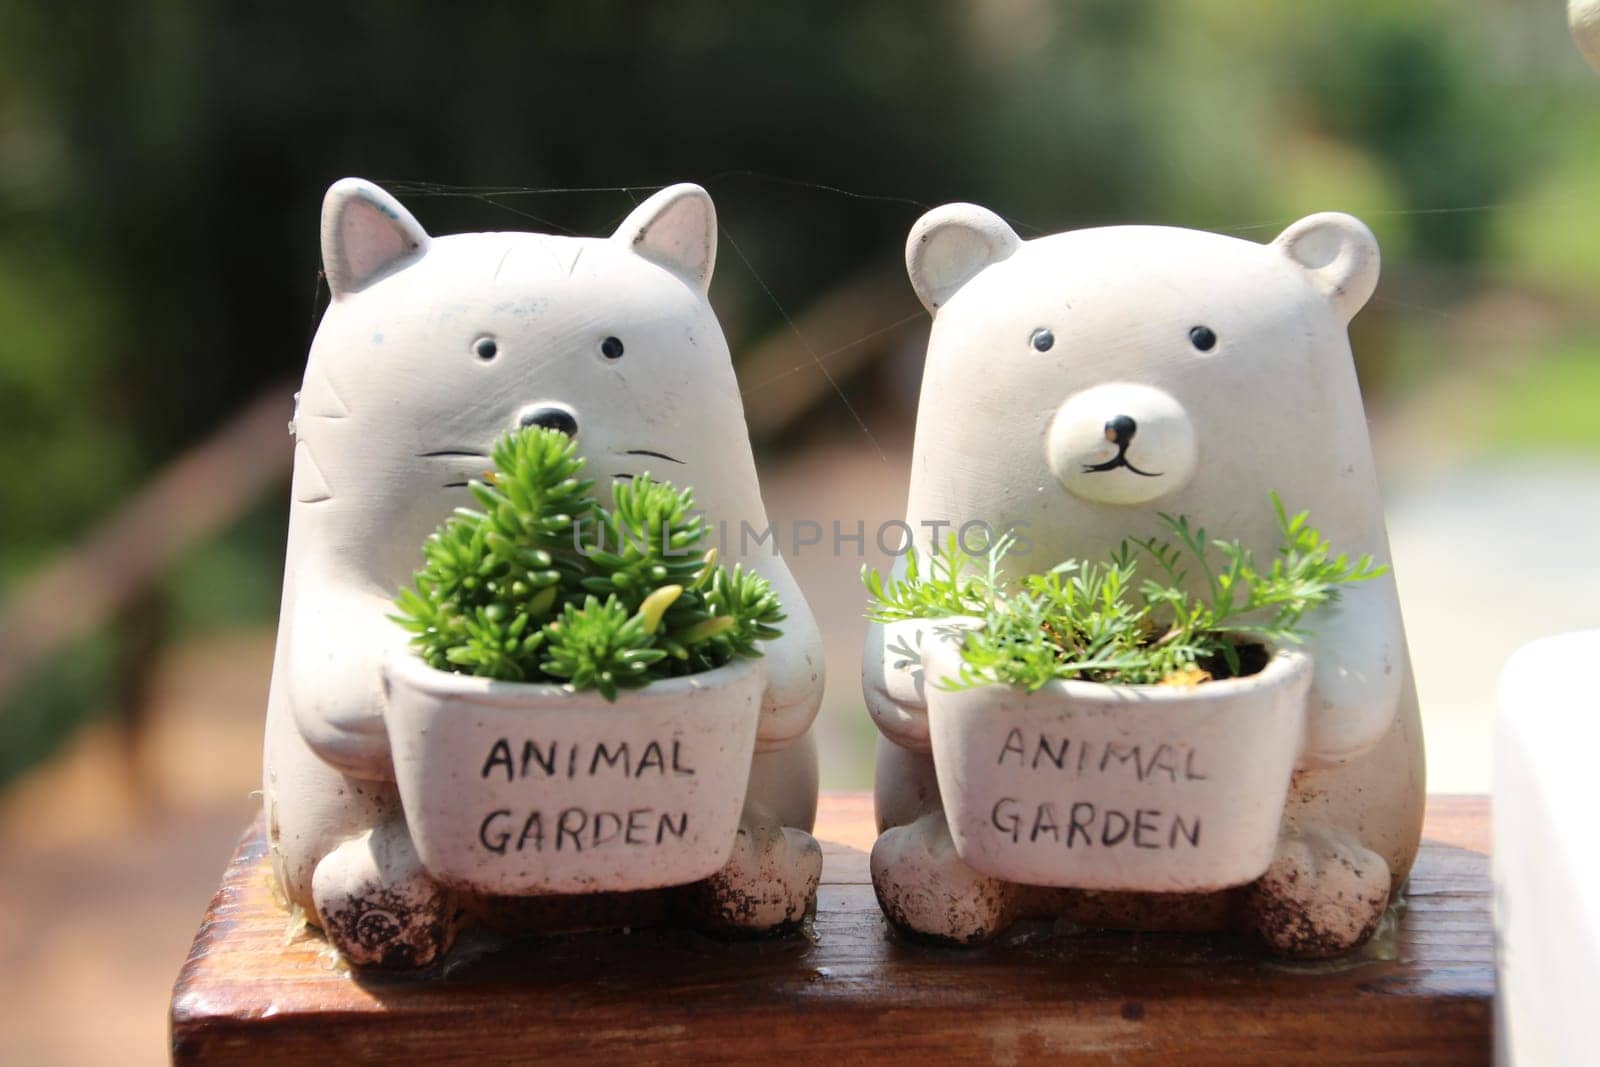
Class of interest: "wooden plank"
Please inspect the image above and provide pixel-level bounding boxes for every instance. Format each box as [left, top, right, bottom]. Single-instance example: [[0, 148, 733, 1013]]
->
[[171, 794, 1492, 1065]]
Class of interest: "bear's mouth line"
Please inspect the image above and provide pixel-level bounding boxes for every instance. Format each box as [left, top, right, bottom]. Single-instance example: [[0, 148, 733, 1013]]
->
[[1082, 444, 1161, 478]]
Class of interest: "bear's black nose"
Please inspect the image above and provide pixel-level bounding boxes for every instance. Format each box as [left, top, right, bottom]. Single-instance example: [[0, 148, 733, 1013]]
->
[[518, 405, 578, 437], [1104, 415, 1137, 445]]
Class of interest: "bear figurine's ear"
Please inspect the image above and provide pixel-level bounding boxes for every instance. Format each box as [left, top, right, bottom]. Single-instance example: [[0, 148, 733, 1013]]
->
[[1273, 212, 1380, 322], [613, 183, 716, 295], [905, 203, 1022, 313], [321, 178, 430, 300]]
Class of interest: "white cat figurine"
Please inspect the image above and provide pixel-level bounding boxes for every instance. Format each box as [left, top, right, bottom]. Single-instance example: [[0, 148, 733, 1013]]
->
[[264, 178, 825, 967]]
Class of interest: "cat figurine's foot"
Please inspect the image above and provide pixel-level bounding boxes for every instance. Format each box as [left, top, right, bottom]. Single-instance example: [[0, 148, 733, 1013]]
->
[[311, 818, 459, 968], [684, 812, 822, 934]]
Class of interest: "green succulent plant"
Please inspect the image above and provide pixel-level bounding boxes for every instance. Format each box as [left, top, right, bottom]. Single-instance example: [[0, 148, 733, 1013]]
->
[[577, 474, 710, 611], [392, 427, 784, 698], [863, 493, 1385, 691]]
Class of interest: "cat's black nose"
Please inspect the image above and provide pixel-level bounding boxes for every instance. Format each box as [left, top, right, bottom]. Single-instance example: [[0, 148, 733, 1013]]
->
[[518, 404, 578, 437], [1104, 414, 1137, 445]]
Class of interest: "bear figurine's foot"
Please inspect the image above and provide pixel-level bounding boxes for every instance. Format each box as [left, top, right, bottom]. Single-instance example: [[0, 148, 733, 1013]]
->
[[311, 819, 459, 968], [683, 813, 822, 934], [871, 811, 1022, 944], [1239, 827, 1391, 959]]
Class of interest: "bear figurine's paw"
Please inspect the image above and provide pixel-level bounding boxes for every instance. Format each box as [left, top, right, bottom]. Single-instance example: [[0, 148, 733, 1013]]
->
[[1239, 827, 1391, 959], [871, 811, 1021, 944], [311, 821, 458, 968], [684, 817, 822, 935]]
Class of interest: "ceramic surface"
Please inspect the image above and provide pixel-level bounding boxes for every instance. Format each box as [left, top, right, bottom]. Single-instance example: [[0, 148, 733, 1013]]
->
[[1494, 631, 1600, 1067], [263, 179, 824, 967], [865, 204, 1425, 957], [383, 653, 764, 895], [925, 637, 1313, 893], [1573, 0, 1600, 72]]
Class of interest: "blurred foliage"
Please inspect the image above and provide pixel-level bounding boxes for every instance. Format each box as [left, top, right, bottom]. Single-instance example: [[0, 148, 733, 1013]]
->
[[0, 634, 116, 786], [2, 0, 1600, 781], [1492, 116, 1600, 297], [1289, 2, 1530, 263], [0, 0, 1585, 565], [1483, 332, 1600, 452], [163, 498, 288, 632]]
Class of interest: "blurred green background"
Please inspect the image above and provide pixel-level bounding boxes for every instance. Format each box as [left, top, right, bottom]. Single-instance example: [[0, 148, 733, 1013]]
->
[[2, 2, 1599, 1060], [6, 0, 1598, 786]]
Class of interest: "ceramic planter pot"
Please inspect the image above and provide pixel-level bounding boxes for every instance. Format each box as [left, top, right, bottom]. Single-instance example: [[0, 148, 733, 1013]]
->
[[382, 651, 765, 895], [923, 634, 1313, 894]]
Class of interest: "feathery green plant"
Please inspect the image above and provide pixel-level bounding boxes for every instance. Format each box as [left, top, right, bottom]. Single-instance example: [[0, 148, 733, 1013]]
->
[[392, 427, 784, 699], [863, 493, 1385, 691]]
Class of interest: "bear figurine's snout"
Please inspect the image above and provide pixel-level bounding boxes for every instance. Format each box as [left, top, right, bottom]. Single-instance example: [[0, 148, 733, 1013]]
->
[[516, 403, 578, 438], [1046, 383, 1197, 505]]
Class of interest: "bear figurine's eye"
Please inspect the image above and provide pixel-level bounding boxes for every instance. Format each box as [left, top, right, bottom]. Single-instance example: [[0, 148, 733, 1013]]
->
[[1030, 327, 1055, 353], [1188, 326, 1217, 352], [600, 336, 625, 360], [473, 336, 499, 361]]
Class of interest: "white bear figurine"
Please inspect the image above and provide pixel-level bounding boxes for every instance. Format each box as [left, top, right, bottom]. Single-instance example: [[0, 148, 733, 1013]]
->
[[264, 178, 825, 967], [864, 204, 1426, 957]]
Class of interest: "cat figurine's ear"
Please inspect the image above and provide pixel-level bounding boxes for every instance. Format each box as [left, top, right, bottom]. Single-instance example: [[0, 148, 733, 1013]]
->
[[613, 183, 716, 295], [321, 178, 430, 299]]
